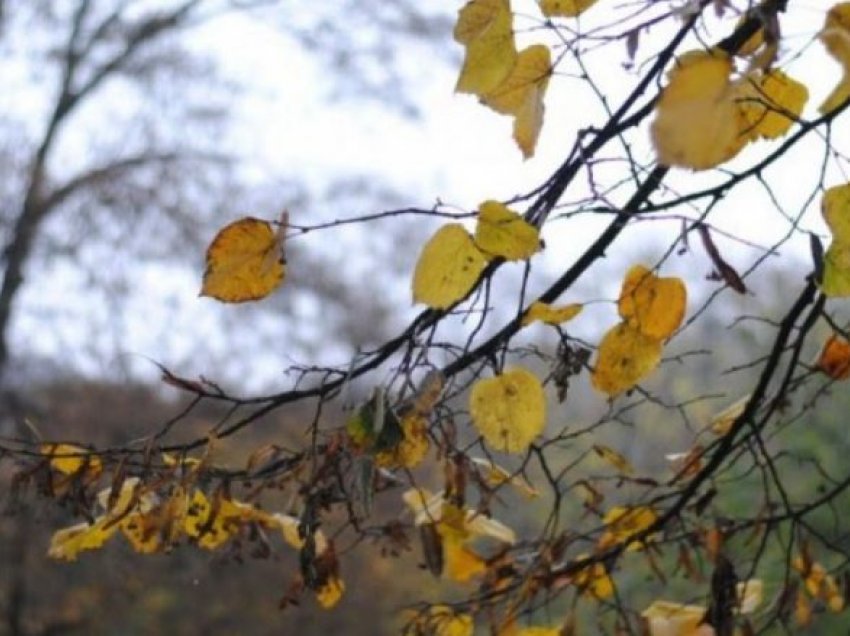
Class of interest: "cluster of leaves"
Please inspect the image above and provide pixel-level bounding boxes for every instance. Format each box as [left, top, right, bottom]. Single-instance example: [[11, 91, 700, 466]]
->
[[9, 1, 850, 635]]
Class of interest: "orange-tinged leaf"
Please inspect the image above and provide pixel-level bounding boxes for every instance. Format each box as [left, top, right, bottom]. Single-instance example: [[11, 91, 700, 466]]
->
[[455, 0, 517, 96], [651, 50, 747, 170], [469, 366, 546, 453], [539, 0, 598, 17], [48, 518, 119, 561], [822, 241, 850, 297], [521, 301, 583, 326], [41, 443, 102, 477], [618, 265, 687, 340], [474, 200, 540, 261], [315, 576, 345, 609], [816, 334, 850, 380], [484, 45, 551, 158], [795, 588, 812, 626], [412, 224, 488, 309], [641, 600, 706, 636], [591, 322, 663, 396], [735, 69, 808, 140], [200, 217, 285, 303]]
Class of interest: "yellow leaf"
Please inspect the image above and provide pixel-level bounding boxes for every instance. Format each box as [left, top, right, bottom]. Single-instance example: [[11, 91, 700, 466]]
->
[[427, 606, 475, 636], [573, 555, 614, 599], [412, 224, 488, 309], [521, 301, 583, 326], [641, 600, 706, 636], [48, 518, 119, 561], [618, 265, 687, 340], [592, 444, 634, 475], [470, 456, 540, 498], [823, 183, 850, 241], [819, 3, 850, 114], [511, 628, 562, 636], [483, 45, 551, 158], [539, 0, 598, 17], [651, 50, 747, 170], [737, 579, 763, 615], [200, 217, 285, 303], [403, 490, 516, 543], [599, 505, 658, 551], [474, 200, 540, 260], [41, 443, 102, 477], [591, 322, 663, 396], [469, 367, 547, 453], [315, 576, 345, 609], [822, 241, 850, 297], [735, 69, 808, 140], [375, 414, 430, 469], [454, 0, 517, 96], [442, 536, 487, 582], [710, 394, 749, 435]]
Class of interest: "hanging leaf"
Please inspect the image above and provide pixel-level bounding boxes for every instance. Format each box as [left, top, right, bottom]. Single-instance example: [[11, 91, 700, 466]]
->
[[47, 518, 119, 561], [474, 200, 540, 260], [735, 69, 808, 140], [816, 333, 850, 380], [483, 44, 552, 158], [599, 505, 658, 551], [618, 265, 687, 340], [592, 444, 634, 475], [412, 224, 488, 309], [41, 443, 102, 477], [641, 601, 707, 636], [651, 49, 747, 170], [591, 322, 663, 396], [710, 394, 750, 435], [521, 301, 583, 326], [819, 4, 850, 114], [538, 0, 599, 18], [200, 217, 286, 303], [469, 367, 547, 453], [454, 0, 517, 96]]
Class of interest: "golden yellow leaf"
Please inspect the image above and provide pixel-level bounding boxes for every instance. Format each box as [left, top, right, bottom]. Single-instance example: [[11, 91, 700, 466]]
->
[[651, 49, 748, 170], [412, 224, 488, 309], [511, 628, 562, 636], [521, 301, 583, 326], [573, 555, 614, 599], [403, 489, 516, 543], [641, 600, 706, 636], [47, 518, 119, 561], [200, 217, 285, 303], [539, 0, 598, 17], [822, 241, 850, 297], [710, 394, 749, 435], [474, 200, 540, 260], [618, 265, 687, 340], [735, 69, 808, 140], [454, 0, 516, 96], [427, 606, 475, 636], [823, 183, 850, 241], [469, 367, 546, 453], [375, 414, 430, 469], [592, 444, 634, 475], [315, 576, 345, 609], [820, 3, 850, 114], [599, 505, 658, 551], [41, 443, 102, 477], [470, 456, 540, 497], [442, 536, 487, 582], [484, 45, 552, 158], [591, 322, 663, 396]]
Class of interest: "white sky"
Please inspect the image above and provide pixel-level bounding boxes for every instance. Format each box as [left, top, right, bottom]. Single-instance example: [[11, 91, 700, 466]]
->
[[6, 1, 849, 391]]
